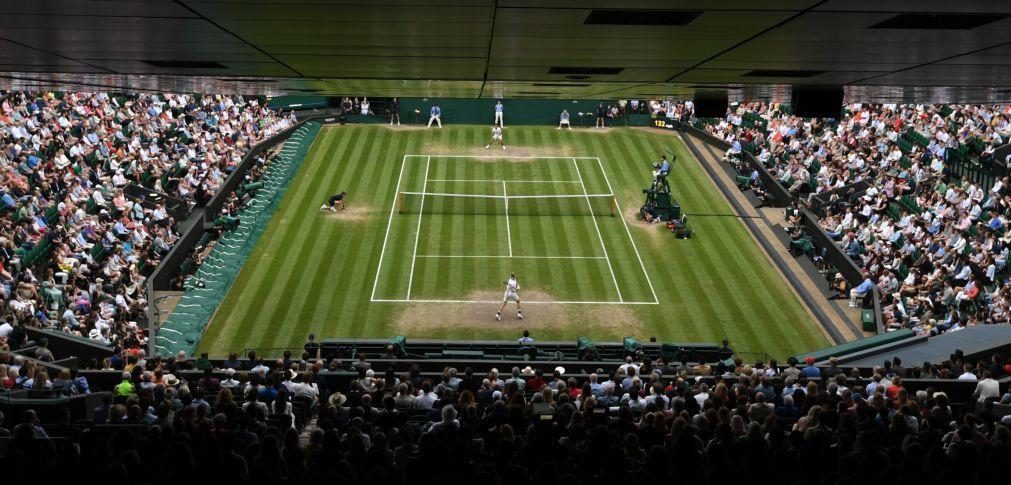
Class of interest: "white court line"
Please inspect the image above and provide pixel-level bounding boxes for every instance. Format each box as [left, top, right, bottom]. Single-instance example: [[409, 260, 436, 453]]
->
[[573, 157, 623, 302], [370, 154, 413, 301], [502, 181, 512, 257], [427, 179, 582, 183], [413, 155, 600, 159], [405, 155, 432, 300], [372, 298, 658, 305], [398, 192, 613, 199], [594, 157, 660, 304], [416, 255, 606, 259]]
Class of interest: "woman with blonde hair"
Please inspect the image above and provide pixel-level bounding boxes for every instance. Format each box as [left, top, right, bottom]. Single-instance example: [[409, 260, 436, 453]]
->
[[541, 386, 555, 407], [711, 381, 729, 404], [30, 369, 51, 391]]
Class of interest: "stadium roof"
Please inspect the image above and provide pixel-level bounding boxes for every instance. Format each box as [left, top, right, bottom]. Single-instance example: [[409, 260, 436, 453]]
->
[[2, 0, 1010, 103]]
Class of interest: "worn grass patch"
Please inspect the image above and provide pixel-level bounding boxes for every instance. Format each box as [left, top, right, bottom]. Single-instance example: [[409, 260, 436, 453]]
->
[[318, 203, 376, 223], [392, 290, 644, 336], [623, 205, 667, 246], [199, 125, 828, 360]]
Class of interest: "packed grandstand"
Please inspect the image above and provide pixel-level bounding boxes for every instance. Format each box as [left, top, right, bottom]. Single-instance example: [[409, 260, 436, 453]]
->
[[2, 91, 1011, 483], [703, 102, 1011, 337]]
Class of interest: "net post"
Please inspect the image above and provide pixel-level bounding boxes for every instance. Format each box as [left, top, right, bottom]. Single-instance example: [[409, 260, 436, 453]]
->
[[397, 192, 403, 214], [611, 196, 616, 217]]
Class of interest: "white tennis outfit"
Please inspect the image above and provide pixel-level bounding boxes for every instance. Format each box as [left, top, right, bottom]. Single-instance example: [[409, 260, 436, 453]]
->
[[503, 277, 520, 302], [491, 126, 503, 140]]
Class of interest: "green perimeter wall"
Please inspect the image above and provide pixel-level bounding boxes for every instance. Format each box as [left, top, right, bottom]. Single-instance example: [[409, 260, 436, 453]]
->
[[394, 98, 638, 126], [268, 96, 657, 127]]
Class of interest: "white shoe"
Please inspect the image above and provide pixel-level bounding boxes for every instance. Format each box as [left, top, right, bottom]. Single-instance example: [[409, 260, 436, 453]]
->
[[330, 207, 337, 212], [502, 145, 506, 150], [320, 205, 327, 210], [485, 145, 490, 149], [517, 312, 523, 319], [848, 303, 857, 308], [495, 312, 501, 321]]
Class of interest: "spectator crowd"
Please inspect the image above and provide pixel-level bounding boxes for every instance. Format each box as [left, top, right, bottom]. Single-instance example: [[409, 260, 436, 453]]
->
[[0, 91, 286, 355], [703, 101, 1011, 337], [2, 345, 1011, 484]]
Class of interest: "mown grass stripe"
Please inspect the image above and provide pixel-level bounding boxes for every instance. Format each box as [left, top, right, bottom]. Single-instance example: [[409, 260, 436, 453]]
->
[[202, 126, 827, 359]]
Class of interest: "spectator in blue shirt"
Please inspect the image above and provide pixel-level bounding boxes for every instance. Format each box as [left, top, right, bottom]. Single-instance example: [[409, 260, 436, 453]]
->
[[724, 140, 742, 160], [850, 273, 875, 308], [988, 214, 1004, 231], [801, 357, 821, 378], [427, 105, 442, 128], [2, 192, 17, 209]]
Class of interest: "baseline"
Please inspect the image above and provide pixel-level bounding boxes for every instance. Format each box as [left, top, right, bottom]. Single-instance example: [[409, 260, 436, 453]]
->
[[373, 298, 658, 305]]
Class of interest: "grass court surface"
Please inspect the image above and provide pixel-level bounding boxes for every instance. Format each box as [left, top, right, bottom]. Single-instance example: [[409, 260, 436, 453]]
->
[[198, 125, 828, 359], [372, 155, 656, 305]]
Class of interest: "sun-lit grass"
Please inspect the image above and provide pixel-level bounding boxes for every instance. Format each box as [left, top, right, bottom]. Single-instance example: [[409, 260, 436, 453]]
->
[[198, 125, 827, 359]]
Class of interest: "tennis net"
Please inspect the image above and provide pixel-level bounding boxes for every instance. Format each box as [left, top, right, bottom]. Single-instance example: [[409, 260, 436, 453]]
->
[[398, 191, 616, 216]]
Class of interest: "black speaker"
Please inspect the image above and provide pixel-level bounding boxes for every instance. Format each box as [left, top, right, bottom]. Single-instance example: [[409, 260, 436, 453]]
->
[[693, 91, 728, 118], [791, 86, 843, 119]]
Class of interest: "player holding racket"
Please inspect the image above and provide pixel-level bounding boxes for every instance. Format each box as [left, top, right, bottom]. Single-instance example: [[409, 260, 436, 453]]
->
[[496, 272, 523, 321]]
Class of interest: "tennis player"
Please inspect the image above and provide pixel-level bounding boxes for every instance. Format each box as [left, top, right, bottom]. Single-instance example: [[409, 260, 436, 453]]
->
[[485, 125, 505, 150], [319, 191, 346, 212], [496, 272, 523, 321]]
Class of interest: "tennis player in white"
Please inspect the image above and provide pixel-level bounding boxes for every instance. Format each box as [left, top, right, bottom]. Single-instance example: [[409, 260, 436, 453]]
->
[[485, 125, 505, 150], [496, 272, 523, 321]]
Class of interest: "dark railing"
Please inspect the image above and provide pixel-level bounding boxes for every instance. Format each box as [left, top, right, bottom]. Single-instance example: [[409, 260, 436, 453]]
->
[[24, 327, 113, 364], [146, 113, 339, 355], [949, 155, 999, 191], [808, 180, 870, 216], [799, 208, 884, 333], [146, 218, 205, 293], [205, 119, 312, 221], [679, 123, 793, 207], [680, 122, 883, 336], [800, 209, 862, 285], [994, 143, 1011, 170], [123, 183, 189, 221]]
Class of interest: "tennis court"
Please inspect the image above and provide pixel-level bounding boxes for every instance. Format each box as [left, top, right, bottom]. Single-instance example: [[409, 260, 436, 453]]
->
[[371, 155, 658, 305], [200, 125, 826, 358]]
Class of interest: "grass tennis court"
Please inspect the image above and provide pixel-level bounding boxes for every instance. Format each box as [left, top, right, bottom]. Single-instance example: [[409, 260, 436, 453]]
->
[[197, 125, 828, 359], [372, 155, 656, 305]]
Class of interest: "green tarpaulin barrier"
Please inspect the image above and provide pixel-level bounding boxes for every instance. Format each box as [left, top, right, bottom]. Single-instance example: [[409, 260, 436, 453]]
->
[[155, 122, 322, 357]]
